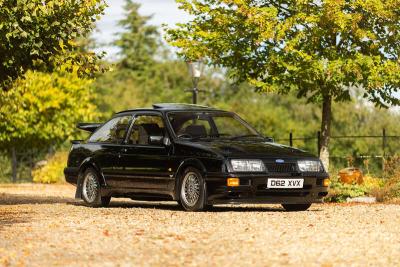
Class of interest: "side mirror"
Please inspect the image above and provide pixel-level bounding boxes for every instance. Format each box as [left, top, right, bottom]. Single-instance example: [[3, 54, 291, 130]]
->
[[149, 136, 171, 146], [149, 136, 164, 145]]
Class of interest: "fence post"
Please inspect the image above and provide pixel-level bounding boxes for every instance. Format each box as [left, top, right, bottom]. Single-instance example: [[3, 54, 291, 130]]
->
[[317, 131, 321, 157], [11, 147, 17, 183], [382, 128, 386, 173], [289, 131, 293, 147]]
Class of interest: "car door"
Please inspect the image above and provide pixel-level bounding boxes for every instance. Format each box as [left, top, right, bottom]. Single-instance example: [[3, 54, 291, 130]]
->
[[87, 114, 133, 186], [118, 113, 172, 191]]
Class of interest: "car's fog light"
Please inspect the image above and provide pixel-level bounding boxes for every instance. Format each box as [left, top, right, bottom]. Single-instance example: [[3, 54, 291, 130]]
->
[[227, 178, 240, 187], [323, 178, 331, 187]]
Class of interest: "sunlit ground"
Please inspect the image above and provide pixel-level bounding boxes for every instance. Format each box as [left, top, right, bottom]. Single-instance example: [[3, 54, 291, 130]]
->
[[1, 184, 399, 266]]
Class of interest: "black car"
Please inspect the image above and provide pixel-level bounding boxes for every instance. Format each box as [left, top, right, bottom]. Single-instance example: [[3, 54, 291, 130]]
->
[[65, 103, 329, 211]]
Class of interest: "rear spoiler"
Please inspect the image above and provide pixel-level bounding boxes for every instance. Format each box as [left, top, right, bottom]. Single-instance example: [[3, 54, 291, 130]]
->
[[77, 123, 102, 133]]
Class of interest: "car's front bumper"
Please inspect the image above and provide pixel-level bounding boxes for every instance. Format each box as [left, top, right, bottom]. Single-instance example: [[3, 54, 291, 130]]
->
[[206, 175, 329, 205]]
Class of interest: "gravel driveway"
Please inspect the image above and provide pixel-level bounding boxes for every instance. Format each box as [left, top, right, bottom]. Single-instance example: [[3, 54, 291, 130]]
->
[[1, 184, 399, 266]]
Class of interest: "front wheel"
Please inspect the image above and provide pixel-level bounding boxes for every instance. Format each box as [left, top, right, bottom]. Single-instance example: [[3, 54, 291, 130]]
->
[[81, 168, 111, 208], [179, 167, 207, 211], [282, 204, 311, 212]]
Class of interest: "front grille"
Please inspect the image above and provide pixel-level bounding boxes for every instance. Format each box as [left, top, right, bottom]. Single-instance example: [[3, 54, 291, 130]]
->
[[264, 162, 297, 173]]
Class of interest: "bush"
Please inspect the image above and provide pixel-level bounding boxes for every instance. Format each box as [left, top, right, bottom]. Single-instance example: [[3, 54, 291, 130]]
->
[[326, 179, 368, 203], [370, 172, 400, 202], [325, 174, 384, 203], [32, 152, 68, 184], [324, 166, 400, 203]]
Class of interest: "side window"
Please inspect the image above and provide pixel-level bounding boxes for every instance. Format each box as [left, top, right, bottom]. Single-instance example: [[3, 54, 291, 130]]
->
[[128, 115, 165, 145], [89, 116, 132, 144]]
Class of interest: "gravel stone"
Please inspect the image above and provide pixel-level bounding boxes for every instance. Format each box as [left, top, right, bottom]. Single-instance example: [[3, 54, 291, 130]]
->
[[1, 184, 399, 266]]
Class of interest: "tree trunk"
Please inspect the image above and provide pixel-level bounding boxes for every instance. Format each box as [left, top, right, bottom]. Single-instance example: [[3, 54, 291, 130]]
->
[[11, 146, 17, 183], [319, 95, 332, 171]]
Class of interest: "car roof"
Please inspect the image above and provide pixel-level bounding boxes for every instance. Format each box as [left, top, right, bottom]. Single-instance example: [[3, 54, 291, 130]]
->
[[116, 103, 227, 115]]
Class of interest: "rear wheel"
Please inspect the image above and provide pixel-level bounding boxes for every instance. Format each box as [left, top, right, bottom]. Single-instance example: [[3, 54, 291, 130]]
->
[[81, 168, 111, 208], [282, 204, 311, 211], [179, 167, 207, 211]]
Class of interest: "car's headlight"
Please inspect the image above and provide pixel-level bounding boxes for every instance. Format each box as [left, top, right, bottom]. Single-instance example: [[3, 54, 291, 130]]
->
[[230, 159, 265, 172], [297, 160, 322, 172]]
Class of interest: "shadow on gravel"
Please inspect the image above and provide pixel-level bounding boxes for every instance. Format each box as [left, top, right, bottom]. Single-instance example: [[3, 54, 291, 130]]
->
[[0, 211, 31, 229], [70, 200, 317, 212], [0, 193, 77, 205], [0, 194, 322, 213], [69, 200, 183, 211]]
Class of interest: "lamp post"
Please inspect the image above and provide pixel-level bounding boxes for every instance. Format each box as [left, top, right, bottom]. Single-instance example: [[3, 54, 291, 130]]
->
[[186, 60, 204, 104]]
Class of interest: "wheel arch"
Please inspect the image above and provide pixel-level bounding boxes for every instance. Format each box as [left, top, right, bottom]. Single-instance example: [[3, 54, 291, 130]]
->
[[173, 158, 207, 200], [75, 158, 107, 199]]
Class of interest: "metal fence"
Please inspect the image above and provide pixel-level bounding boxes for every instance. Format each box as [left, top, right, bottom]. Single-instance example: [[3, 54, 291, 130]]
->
[[274, 128, 400, 176]]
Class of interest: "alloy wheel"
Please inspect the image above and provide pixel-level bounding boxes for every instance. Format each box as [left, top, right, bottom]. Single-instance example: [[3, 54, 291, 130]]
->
[[181, 172, 201, 207], [82, 172, 99, 203]]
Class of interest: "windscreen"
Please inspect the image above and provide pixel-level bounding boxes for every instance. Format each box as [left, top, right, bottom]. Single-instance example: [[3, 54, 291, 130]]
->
[[168, 112, 261, 140]]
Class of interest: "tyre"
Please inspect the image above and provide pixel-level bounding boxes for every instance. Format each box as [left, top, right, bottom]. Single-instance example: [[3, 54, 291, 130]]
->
[[101, 196, 111, 207], [204, 204, 213, 211], [179, 167, 207, 211], [282, 204, 311, 212], [81, 168, 111, 208]]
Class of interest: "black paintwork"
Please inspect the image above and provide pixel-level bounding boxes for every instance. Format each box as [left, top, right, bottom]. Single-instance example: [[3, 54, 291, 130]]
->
[[64, 104, 329, 205]]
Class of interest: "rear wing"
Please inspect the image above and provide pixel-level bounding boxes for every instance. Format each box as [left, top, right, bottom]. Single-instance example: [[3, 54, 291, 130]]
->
[[77, 123, 102, 133]]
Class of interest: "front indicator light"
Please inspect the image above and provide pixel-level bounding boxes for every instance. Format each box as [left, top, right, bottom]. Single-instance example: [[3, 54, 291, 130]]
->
[[227, 178, 240, 187], [323, 178, 331, 187]]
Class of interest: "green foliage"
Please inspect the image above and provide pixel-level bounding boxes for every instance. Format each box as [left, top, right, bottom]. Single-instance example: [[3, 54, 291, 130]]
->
[[325, 175, 382, 203], [0, 0, 106, 89], [325, 173, 400, 203], [369, 157, 400, 201], [114, 0, 160, 70], [32, 151, 68, 183], [0, 69, 98, 151], [93, 1, 400, 169], [167, 0, 400, 169], [94, 1, 226, 118], [0, 154, 11, 183], [167, 0, 400, 107], [326, 180, 368, 203], [94, 61, 226, 117]]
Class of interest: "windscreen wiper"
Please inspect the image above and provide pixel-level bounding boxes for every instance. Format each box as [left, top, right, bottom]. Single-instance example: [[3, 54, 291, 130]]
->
[[230, 134, 264, 141], [189, 135, 210, 141]]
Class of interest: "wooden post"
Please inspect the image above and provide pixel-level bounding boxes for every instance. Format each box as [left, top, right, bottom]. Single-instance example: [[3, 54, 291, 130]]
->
[[289, 132, 293, 147], [11, 147, 17, 183], [317, 131, 321, 157], [382, 128, 386, 173]]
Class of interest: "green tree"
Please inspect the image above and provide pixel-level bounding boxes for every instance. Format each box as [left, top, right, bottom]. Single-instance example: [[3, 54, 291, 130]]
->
[[166, 0, 400, 169], [114, 0, 160, 70], [94, 1, 223, 116], [0, 69, 98, 182], [0, 0, 106, 90]]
